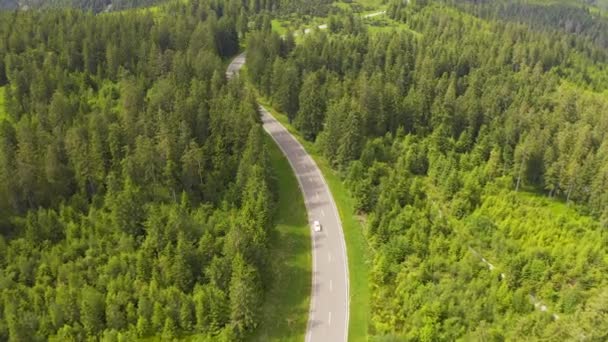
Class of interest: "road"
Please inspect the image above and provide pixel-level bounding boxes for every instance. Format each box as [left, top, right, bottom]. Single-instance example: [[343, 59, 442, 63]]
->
[[227, 54, 350, 342], [225, 52, 246, 79]]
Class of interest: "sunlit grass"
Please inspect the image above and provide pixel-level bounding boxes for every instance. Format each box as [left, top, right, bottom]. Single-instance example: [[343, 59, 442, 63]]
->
[[271, 19, 288, 35], [247, 134, 311, 341]]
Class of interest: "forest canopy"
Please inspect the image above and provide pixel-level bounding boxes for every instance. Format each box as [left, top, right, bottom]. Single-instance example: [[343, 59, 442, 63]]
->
[[247, 0, 608, 339], [0, 1, 283, 340], [1, 0, 607, 340]]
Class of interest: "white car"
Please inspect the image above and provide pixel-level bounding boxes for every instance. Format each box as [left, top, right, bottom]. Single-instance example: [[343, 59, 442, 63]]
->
[[313, 220, 322, 232]]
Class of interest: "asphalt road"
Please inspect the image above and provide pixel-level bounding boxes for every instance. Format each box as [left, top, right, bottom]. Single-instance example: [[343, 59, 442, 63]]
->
[[225, 52, 246, 79], [227, 54, 350, 342]]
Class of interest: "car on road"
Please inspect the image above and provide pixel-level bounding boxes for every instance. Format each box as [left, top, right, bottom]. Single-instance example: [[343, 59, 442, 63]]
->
[[313, 220, 322, 232]]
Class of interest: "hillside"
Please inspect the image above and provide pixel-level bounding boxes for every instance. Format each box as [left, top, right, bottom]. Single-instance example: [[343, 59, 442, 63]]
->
[[247, 0, 608, 339], [1, 0, 607, 340], [0, 2, 278, 341]]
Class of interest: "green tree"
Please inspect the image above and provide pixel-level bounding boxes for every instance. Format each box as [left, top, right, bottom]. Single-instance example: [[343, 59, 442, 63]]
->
[[295, 71, 326, 140], [80, 287, 105, 336], [229, 253, 262, 337]]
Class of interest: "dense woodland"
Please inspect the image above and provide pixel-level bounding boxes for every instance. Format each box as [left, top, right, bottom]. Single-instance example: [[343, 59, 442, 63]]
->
[[0, 0, 333, 15], [452, 0, 608, 50], [0, 1, 288, 340], [248, 0, 608, 339], [1, 0, 608, 340], [0, 0, 162, 12]]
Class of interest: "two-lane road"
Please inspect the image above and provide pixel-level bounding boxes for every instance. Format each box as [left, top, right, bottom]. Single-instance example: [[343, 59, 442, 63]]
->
[[227, 54, 350, 342], [260, 106, 349, 342]]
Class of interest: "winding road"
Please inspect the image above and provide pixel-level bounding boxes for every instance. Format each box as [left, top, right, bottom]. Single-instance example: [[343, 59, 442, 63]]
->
[[227, 54, 350, 341]]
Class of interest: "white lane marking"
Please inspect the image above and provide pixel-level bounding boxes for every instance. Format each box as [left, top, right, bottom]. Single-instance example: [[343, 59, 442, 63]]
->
[[261, 107, 318, 342], [321, 209, 325, 217], [309, 177, 313, 183], [329, 311, 332, 326], [316, 192, 319, 200], [330, 280, 333, 292], [258, 105, 350, 342], [328, 253, 332, 263]]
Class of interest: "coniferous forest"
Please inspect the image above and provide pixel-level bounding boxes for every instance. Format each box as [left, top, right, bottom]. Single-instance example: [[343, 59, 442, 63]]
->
[[247, 0, 608, 340], [1, 0, 608, 341], [0, 1, 284, 340]]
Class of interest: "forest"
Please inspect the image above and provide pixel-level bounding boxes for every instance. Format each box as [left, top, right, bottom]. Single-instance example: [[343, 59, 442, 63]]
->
[[247, 0, 608, 340], [0, 0, 334, 15], [0, 0, 287, 340], [0, 0, 161, 12], [1, 0, 607, 340]]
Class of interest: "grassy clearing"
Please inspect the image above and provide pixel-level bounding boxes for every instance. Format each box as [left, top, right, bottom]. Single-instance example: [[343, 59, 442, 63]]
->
[[518, 189, 583, 219], [355, 0, 387, 11], [271, 19, 288, 35], [257, 98, 370, 342], [248, 134, 311, 342], [365, 15, 422, 37]]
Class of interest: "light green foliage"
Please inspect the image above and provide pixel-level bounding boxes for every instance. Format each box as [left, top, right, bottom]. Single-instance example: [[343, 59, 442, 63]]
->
[[295, 71, 326, 140], [271, 19, 288, 35], [247, 0, 608, 339]]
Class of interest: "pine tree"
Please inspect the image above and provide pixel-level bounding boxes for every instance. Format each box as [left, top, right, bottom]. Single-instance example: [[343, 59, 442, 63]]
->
[[337, 110, 363, 168], [151, 302, 165, 332], [136, 316, 151, 338], [229, 254, 261, 337], [318, 98, 346, 166], [295, 71, 326, 141], [80, 286, 105, 336], [162, 317, 177, 340], [179, 298, 194, 332]]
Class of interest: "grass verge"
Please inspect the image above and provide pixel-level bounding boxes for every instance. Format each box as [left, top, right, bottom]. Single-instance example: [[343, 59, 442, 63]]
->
[[257, 98, 370, 342], [248, 134, 312, 342]]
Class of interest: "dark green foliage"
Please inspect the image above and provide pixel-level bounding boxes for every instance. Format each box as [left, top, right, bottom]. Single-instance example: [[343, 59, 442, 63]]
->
[[247, 1, 608, 339], [295, 71, 326, 140], [1, 0, 163, 12], [229, 254, 262, 337], [454, 0, 608, 50], [0, 1, 276, 340]]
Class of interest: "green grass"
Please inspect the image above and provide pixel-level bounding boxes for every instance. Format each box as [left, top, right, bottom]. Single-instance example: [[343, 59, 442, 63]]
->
[[103, 0, 185, 20], [518, 189, 586, 219], [271, 19, 288, 36], [365, 15, 422, 37], [248, 134, 312, 341], [355, 0, 386, 11], [257, 98, 371, 342]]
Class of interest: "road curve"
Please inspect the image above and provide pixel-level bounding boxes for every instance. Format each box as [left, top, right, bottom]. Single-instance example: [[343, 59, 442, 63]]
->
[[227, 55, 350, 342]]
